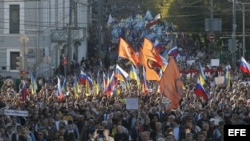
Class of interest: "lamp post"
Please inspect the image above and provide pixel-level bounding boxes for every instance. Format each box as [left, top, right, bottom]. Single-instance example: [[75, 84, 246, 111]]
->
[[242, 3, 245, 58], [232, 0, 237, 68], [229, 0, 250, 61], [236, 1, 250, 58], [19, 34, 29, 75]]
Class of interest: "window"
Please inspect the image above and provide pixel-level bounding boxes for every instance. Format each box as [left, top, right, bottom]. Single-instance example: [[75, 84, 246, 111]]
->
[[10, 52, 20, 70], [9, 5, 20, 34]]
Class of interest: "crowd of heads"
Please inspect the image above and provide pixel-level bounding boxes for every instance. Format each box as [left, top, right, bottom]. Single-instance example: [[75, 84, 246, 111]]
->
[[0, 32, 250, 141]]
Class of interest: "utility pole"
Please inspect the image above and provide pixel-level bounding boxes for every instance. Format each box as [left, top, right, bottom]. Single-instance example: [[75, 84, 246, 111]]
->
[[73, 1, 78, 61], [19, 35, 29, 78], [97, 0, 103, 57], [209, 0, 214, 54], [66, 0, 73, 75], [242, 3, 245, 58], [232, 0, 237, 68], [235, 1, 250, 58], [210, 0, 214, 33]]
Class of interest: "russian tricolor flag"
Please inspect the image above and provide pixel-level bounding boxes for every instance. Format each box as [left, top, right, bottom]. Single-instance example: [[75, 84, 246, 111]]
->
[[57, 77, 64, 100], [80, 70, 87, 84], [168, 46, 178, 56], [87, 76, 93, 88], [115, 64, 128, 81], [21, 81, 29, 102], [154, 39, 165, 53], [194, 79, 209, 100], [105, 72, 116, 95], [240, 57, 250, 75]]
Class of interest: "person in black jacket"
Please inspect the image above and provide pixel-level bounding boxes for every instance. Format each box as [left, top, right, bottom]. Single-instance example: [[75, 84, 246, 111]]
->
[[114, 125, 129, 141]]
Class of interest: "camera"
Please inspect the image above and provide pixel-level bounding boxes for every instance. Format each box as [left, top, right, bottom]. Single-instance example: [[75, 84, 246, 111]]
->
[[97, 129, 104, 134]]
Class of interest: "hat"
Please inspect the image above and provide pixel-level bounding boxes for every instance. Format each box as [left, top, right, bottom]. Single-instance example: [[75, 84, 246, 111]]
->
[[210, 118, 215, 122]]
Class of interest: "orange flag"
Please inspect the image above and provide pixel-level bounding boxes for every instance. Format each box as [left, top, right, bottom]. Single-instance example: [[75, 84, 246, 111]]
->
[[159, 57, 183, 110], [139, 48, 160, 81], [141, 38, 163, 67], [118, 38, 139, 67]]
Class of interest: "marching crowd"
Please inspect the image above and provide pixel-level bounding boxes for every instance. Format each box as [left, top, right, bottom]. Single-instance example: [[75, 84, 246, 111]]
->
[[0, 50, 250, 141], [1, 26, 250, 141]]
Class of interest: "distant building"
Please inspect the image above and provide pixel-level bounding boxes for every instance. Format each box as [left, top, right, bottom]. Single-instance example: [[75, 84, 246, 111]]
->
[[0, 0, 88, 78]]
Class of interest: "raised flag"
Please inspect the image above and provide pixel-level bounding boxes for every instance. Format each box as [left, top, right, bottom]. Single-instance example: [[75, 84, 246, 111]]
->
[[87, 76, 93, 89], [139, 38, 163, 81], [141, 38, 163, 66], [168, 46, 178, 56], [105, 72, 116, 95], [194, 78, 209, 100], [141, 67, 148, 94], [118, 38, 139, 67], [139, 47, 160, 81], [21, 80, 28, 102], [61, 77, 67, 93], [115, 64, 129, 81], [103, 72, 107, 91], [159, 57, 183, 109], [224, 65, 231, 87], [30, 73, 37, 95], [154, 13, 161, 20], [199, 63, 206, 82], [85, 77, 91, 96], [144, 10, 153, 20], [96, 71, 101, 94], [57, 77, 64, 100], [146, 13, 161, 29], [94, 81, 100, 95], [129, 64, 140, 87], [107, 14, 114, 25], [199, 74, 206, 86], [240, 57, 250, 75], [80, 70, 87, 84], [154, 39, 165, 53]]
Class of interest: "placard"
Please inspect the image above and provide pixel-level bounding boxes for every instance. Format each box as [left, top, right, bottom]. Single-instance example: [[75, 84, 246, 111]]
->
[[4, 110, 28, 117], [126, 98, 139, 110], [214, 76, 225, 85], [211, 59, 220, 66], [187, 60, 195, 65]]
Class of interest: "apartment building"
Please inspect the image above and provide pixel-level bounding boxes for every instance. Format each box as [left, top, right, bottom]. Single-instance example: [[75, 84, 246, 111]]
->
[[0, 0, 88, 78]]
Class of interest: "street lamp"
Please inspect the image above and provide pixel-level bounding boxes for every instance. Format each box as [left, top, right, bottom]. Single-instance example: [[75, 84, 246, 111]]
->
[[228, 0, 250, 65], [235, 1, 250, 58], [19, 34, 29, 74]]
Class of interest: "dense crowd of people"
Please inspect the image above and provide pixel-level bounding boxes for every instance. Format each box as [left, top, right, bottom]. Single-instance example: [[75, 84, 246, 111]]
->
[[1, 32, 250, 141]]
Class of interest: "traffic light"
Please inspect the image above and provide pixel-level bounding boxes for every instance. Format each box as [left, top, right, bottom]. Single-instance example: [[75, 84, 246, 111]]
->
[[235, 40, 239, 50], [16, 56, 23, 70], [228, 39, 239, 53]]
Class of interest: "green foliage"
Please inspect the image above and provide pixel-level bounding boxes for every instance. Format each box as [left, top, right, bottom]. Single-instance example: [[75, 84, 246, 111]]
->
[[140, 0, 250, 33]]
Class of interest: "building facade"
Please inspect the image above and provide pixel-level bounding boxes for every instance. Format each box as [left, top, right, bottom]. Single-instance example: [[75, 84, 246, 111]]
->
[[0, 0, 88, 78]]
